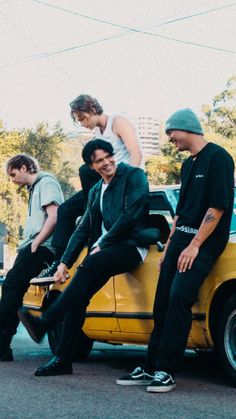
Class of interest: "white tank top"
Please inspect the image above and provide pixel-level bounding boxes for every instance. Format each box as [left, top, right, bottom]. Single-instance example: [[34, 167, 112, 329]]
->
[[95, 115, 131, 164]]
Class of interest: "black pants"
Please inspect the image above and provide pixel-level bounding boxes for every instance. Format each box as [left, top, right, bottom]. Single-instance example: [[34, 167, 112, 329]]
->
[[52, 164, 101, 258], [0, 244, 54, 339], [145, 232, 220, 373], [43, 244, 141, 361]]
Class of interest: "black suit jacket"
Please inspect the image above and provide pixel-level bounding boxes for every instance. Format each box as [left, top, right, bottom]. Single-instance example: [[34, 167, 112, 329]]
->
[[61, 163, 149, 268]]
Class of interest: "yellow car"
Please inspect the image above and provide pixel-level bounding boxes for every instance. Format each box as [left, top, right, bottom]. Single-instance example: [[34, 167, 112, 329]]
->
[[22, 186, 236, 386]]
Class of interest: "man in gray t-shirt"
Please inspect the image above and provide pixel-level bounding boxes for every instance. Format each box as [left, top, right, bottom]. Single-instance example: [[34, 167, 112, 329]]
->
[[0, 154, 64, 362]]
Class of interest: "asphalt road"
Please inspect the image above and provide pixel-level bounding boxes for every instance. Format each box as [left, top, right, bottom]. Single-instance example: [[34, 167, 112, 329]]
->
[[0, 325, 235, 419]]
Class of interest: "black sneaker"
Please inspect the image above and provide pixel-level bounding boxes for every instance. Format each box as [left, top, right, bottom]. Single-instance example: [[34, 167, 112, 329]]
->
[[116, 366, 154, 385], [30, 261, 69, 286], [35, 356, 73, 376], [18, 307, 47, 343], [147, 371, 176, 393]]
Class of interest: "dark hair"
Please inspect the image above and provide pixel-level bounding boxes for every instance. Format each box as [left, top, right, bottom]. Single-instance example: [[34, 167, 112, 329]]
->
[[82, 139, 114, 165], [70, 94, 103, 121], [6, 154, 39, 174]]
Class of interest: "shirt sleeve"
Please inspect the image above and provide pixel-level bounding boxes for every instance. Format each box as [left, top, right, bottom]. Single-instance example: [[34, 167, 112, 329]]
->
[[208, 149, 235, 211], [39, 178, 64, 208]]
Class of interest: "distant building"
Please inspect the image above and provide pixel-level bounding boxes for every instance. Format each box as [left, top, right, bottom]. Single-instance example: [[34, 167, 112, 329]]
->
[[136, 116, 160, 157], [121, 113, 161, 157]]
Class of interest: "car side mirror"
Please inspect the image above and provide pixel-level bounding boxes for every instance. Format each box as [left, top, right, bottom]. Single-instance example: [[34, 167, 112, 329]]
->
[[156, 242, 165, 252]]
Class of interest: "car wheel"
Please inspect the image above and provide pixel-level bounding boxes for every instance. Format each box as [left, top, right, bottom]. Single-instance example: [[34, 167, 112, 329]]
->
[[216, 294, 236, 386], [48, 326, 94, 362]]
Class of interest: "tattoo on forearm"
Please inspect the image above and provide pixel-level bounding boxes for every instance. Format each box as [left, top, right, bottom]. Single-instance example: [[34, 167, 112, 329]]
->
[[203, 209, 216, 224]]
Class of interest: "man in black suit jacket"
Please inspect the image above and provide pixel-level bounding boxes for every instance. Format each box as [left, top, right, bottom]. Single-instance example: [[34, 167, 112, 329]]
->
[[19, 139, 149, 377]]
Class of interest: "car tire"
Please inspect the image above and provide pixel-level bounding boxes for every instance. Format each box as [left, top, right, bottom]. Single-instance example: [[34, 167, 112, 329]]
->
[[47, 320, 94, 362], [216, 294, 236, 386]]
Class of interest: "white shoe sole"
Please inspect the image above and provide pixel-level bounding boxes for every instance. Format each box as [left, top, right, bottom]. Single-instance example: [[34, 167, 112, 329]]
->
[[147, 383, 176, 392], [30, 274, 69, 286], [116, 379, 152, 385]]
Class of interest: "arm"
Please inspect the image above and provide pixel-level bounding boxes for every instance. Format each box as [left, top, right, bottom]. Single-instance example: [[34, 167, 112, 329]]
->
[[177, 207, 224, 273], [31, 204, 58, 253], [112, 116, 142, 167], [53, 208, 91, 283]]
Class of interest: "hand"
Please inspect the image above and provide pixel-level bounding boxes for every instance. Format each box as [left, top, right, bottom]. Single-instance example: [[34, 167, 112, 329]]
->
[[54, 263, 68, 284], [90, 246, 101, 255], [177, 243, 199, 273], [31, 240, 39, 253]]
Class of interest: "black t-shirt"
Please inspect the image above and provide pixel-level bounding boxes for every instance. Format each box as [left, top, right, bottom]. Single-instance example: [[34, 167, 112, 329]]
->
[[176, 142, 235, 252]]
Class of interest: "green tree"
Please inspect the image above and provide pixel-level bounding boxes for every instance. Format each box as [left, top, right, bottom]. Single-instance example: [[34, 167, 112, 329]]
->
[[20, 122, 76, 198], [0, 121, 77, 246], [145, 140, 186, 185], [202, 75, 236, 140], [0, 123, 27, 246], [20, 122, 63, 172]]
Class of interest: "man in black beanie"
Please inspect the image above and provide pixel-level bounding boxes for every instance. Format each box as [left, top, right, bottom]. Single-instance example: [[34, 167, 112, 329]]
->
[[117, 108, 235, 392]]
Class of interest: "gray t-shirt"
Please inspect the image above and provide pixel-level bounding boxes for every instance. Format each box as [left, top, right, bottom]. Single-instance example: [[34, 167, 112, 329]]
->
[[17, 172, 64, 253]]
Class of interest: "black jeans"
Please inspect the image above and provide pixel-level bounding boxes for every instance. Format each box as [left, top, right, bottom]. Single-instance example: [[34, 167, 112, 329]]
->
[[0, 244, 54, 339], [52, 164, 101, 258], [43, 244, 141, 361], [145, 232, 217, 374]]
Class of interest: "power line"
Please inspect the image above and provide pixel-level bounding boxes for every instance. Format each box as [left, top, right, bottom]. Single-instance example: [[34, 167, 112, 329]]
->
[[0, 6, 73, 78], [148, 2, 236, 28], [33, 28, 236, 60], [30, 0, 236, 55], [0, 1, 235, 71], [33, 0, 236, 30]]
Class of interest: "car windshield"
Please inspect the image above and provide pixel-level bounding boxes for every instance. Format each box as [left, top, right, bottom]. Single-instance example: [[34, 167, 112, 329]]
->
[[230, 188, 236, 234]]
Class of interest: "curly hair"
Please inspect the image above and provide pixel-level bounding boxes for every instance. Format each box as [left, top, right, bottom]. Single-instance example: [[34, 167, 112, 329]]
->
[[70, 94, 103, 121]]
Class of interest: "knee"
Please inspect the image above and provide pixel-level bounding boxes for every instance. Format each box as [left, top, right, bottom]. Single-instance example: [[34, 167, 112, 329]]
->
[[79, 256, 103, 278], [169, 286, 196, 308], [169, 286, 183, 305], [69, 263, 96, 300], [76, 259, 97, 282], [2, 272, 19, 289]]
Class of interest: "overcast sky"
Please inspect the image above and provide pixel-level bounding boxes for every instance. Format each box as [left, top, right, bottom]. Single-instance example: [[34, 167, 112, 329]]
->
[[0, 0, 236, 132]]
